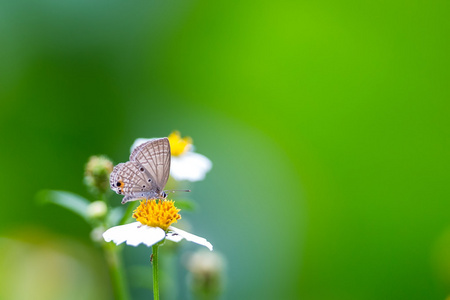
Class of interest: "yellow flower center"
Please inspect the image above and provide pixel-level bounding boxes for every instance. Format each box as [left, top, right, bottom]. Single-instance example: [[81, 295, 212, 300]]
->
[[133, 199, 181, 231], [168, 131, 193, 156]]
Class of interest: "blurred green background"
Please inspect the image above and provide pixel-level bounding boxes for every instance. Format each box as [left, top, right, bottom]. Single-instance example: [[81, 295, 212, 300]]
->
[[1, 0, 449, 299]]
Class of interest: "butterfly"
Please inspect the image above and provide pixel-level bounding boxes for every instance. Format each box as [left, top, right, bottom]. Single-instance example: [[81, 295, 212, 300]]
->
[[110, 137, 171, 204]]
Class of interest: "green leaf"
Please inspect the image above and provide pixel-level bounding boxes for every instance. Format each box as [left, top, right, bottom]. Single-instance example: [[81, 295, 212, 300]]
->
[[37, 190, 90, 220]]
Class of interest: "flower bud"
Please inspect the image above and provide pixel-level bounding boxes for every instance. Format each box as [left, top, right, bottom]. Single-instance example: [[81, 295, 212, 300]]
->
[[90, 226, 106, 243], [86, 201, 108, 220], [186, 250, 225, 298], [84, 156, 113, 196]]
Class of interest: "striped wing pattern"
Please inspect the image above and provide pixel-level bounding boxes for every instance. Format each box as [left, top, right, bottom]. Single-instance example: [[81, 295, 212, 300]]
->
[[110, 161, 148, 196], [130, 137, 171, 193], [110, 137, 171, 204]]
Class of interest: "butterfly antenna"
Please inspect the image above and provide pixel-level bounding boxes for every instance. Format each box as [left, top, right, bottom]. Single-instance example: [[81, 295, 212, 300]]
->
[[164, 189, 191, 194]]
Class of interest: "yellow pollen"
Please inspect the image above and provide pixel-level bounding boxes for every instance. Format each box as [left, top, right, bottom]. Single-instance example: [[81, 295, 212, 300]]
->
[[168, 131, 193, 156], [133, 199, 181, 231]]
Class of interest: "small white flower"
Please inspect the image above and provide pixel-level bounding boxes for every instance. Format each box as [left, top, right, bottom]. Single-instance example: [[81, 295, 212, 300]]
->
[[171, 151, 212, 182], [103, 222, 213, 250], [102, 199, 213, 251], [130, 131, 212, 182]]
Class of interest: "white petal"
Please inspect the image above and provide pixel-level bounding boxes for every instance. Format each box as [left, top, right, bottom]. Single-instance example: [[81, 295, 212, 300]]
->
[[103, 222, 166, 247], [103, 222, 139, 245], [166, 231, 184, 243], [170, 152, 212, 182], [127, 226, 166, 247], [168, 226, 213, 251]]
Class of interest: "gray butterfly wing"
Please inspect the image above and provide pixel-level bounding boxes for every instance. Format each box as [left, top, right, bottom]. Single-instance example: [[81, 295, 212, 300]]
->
[[130, 137, 171, 196], [110, 161, 155, 203]]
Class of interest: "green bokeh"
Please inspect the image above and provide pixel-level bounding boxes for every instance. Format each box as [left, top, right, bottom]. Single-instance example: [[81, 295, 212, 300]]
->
[[0, 0, 449, 299]]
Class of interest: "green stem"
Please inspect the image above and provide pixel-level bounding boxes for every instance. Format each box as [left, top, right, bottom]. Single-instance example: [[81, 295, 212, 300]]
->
[[103, 243, 130, 300], [152, 244, 160, 300], [120, 202, 138, 225]]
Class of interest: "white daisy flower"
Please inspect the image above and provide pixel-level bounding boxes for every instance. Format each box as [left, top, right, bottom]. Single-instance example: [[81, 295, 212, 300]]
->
[[130, 131, 212, 182], [102, 199, 213, 251]]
